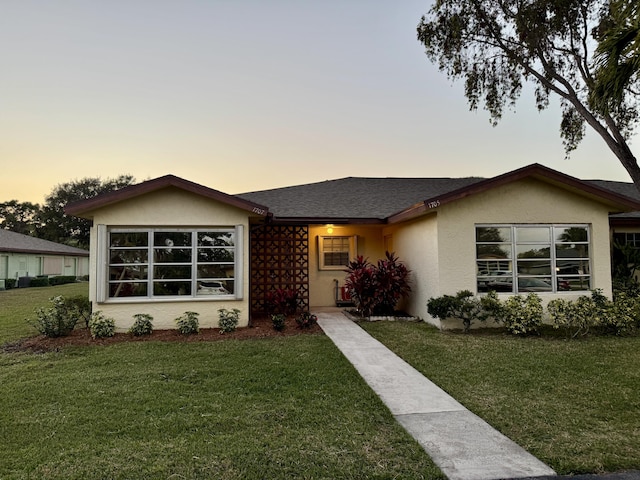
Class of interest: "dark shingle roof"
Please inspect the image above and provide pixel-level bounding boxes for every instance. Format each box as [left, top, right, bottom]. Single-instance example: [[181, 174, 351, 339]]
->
[[0, 230, 89, 256], [238, 176, 485, 220], [239, 169, 640, 222], [583, 180, 640, 219]]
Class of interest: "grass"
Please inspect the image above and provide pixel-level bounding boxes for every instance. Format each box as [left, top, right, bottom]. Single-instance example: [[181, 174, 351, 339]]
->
[[0, 283, 89, 344], [0, 286, 443, 480], [360, 321, 640, 475]]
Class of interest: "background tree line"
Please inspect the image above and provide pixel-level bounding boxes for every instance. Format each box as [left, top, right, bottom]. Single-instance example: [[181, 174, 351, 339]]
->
[[0, 175, 136, 249]]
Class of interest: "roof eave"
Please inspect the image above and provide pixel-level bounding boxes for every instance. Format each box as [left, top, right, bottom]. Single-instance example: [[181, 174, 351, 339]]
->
[[0, 247, 89, 256], [265, 217, 386, 225], [65, 175, 270, 218], [388, 163, 640, 223]]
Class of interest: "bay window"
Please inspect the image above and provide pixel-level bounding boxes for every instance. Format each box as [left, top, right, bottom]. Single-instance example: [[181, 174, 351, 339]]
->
[[476, 225, 591, 293]]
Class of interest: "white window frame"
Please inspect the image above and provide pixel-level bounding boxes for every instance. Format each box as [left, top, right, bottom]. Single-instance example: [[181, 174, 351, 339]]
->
[[476, 224, 592, 294], [97, 225, 243, 303], [318, 235, 357, 271]]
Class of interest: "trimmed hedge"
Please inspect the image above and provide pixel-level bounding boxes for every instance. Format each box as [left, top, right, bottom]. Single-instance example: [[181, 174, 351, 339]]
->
[[29, 277, 50, 288], [49, 276, 78, 286]]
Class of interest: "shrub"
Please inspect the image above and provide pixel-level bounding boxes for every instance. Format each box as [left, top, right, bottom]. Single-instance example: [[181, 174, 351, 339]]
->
[[500, 293, 543, 335], [65, 295, 92, 328], [479, 290, 504, 320], [264, 288, 299, 316], [28, 295, 78, 337], [295, 311, 317, 329], [129, 313, 154, 336], [344, 256, 377, 317], [345, 252, 411, 317], [218, 308, 240, 334], [176, 311, 200, 335], [547, 297, 592, 339], [89, 311, 116, 339], [600, 291, 638, 335], [5, 279, 16, 289], [271, 313, 286, 331], [427, 290, 487, 332], [373, 252, 412, 315], [49, 276, 78, 286], [29, 277, 50, 287]]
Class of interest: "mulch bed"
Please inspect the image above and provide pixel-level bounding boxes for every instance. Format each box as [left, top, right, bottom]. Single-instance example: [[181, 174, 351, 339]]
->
[[3, 315, 324, 354]]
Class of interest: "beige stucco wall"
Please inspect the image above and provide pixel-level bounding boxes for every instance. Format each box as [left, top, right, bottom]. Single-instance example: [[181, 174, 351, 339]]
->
[[86, 187, 254, 331], [382, 215, 440, 326], [363, 178, 617, 328], [308, 224, 386, 307]]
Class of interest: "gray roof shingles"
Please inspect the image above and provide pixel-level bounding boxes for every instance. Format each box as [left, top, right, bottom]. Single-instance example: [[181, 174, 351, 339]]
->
[[584, 180, 640, 219], [238, 176, 485, 219], [238, 176, 640, 221], [0, 229, 89, 256]]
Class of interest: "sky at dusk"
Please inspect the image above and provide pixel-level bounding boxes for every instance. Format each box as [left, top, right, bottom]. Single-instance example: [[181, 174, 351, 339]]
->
[[1, 0, 636, 205]]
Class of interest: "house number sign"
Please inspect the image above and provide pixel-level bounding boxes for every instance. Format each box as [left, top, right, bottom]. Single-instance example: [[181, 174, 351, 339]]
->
[[427, 200, 440, 209], [252, 207, 267, 215]]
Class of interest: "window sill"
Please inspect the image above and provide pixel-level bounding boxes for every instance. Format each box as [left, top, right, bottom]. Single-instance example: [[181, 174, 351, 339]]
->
[[99, 295, 240, 305]]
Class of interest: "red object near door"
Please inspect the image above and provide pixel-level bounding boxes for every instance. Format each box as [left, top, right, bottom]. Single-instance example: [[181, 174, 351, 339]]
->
[[341, 286, 351, 301]]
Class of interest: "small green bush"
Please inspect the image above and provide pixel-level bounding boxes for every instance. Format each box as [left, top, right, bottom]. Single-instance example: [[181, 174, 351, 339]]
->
[[427, 290, 487, 332], [218, 308, 240, 334], [89, 311, 116, 339], [501, 293, 543, 335], [271, 313, 286, 332], [28, 295, 78, 337], [601, 291, 638, 335], [49, 276, 77, 286], [5, 278, 16, 289], [129, 313, 154, 336], [29, 277, 50, 287], [547, 297, 590, 338], [176, 311, 200, 335], [295, 311, 317, 329], [65, 295, 92, 328]]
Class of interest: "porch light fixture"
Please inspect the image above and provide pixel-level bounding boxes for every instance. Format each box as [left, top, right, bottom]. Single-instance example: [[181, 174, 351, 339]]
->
[[326, 224, 334, 234]]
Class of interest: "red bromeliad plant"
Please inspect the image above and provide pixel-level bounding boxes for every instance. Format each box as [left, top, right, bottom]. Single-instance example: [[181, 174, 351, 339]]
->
[[345, 252, 411, 317]]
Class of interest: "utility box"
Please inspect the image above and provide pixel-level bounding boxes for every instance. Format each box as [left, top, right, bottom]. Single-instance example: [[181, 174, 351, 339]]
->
[[0, 279, 5, 290]]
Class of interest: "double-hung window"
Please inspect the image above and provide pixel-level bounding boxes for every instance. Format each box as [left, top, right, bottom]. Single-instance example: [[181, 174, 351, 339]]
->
[[318, 236, 357, 270], [103, 227, 242, 301], [476, 225, 591, 293]]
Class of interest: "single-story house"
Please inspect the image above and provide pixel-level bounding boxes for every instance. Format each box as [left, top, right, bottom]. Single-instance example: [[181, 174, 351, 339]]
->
[[0, 229, 90, 287], [64, 163, 640, 331]]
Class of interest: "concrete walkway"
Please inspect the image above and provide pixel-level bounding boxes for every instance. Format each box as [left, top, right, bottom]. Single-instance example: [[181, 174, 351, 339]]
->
[[316, 311, 556, 480]]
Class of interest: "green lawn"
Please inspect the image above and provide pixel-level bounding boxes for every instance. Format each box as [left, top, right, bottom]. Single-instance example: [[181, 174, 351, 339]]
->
[[0, 283, 89, 344], [0, 286, 443, 480], [360, 321, 640, 475]]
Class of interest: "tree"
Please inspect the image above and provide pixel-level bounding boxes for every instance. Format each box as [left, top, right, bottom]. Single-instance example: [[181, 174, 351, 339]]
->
[[39, 175, 136, 248], [0, 200, 42, 235], [590, 0, 640, 115], [417, 0, 640, 190]]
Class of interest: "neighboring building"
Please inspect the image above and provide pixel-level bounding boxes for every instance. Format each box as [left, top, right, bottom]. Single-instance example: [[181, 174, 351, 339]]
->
[[0, 229, 89, 285], [65, 163, 640, 331]]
